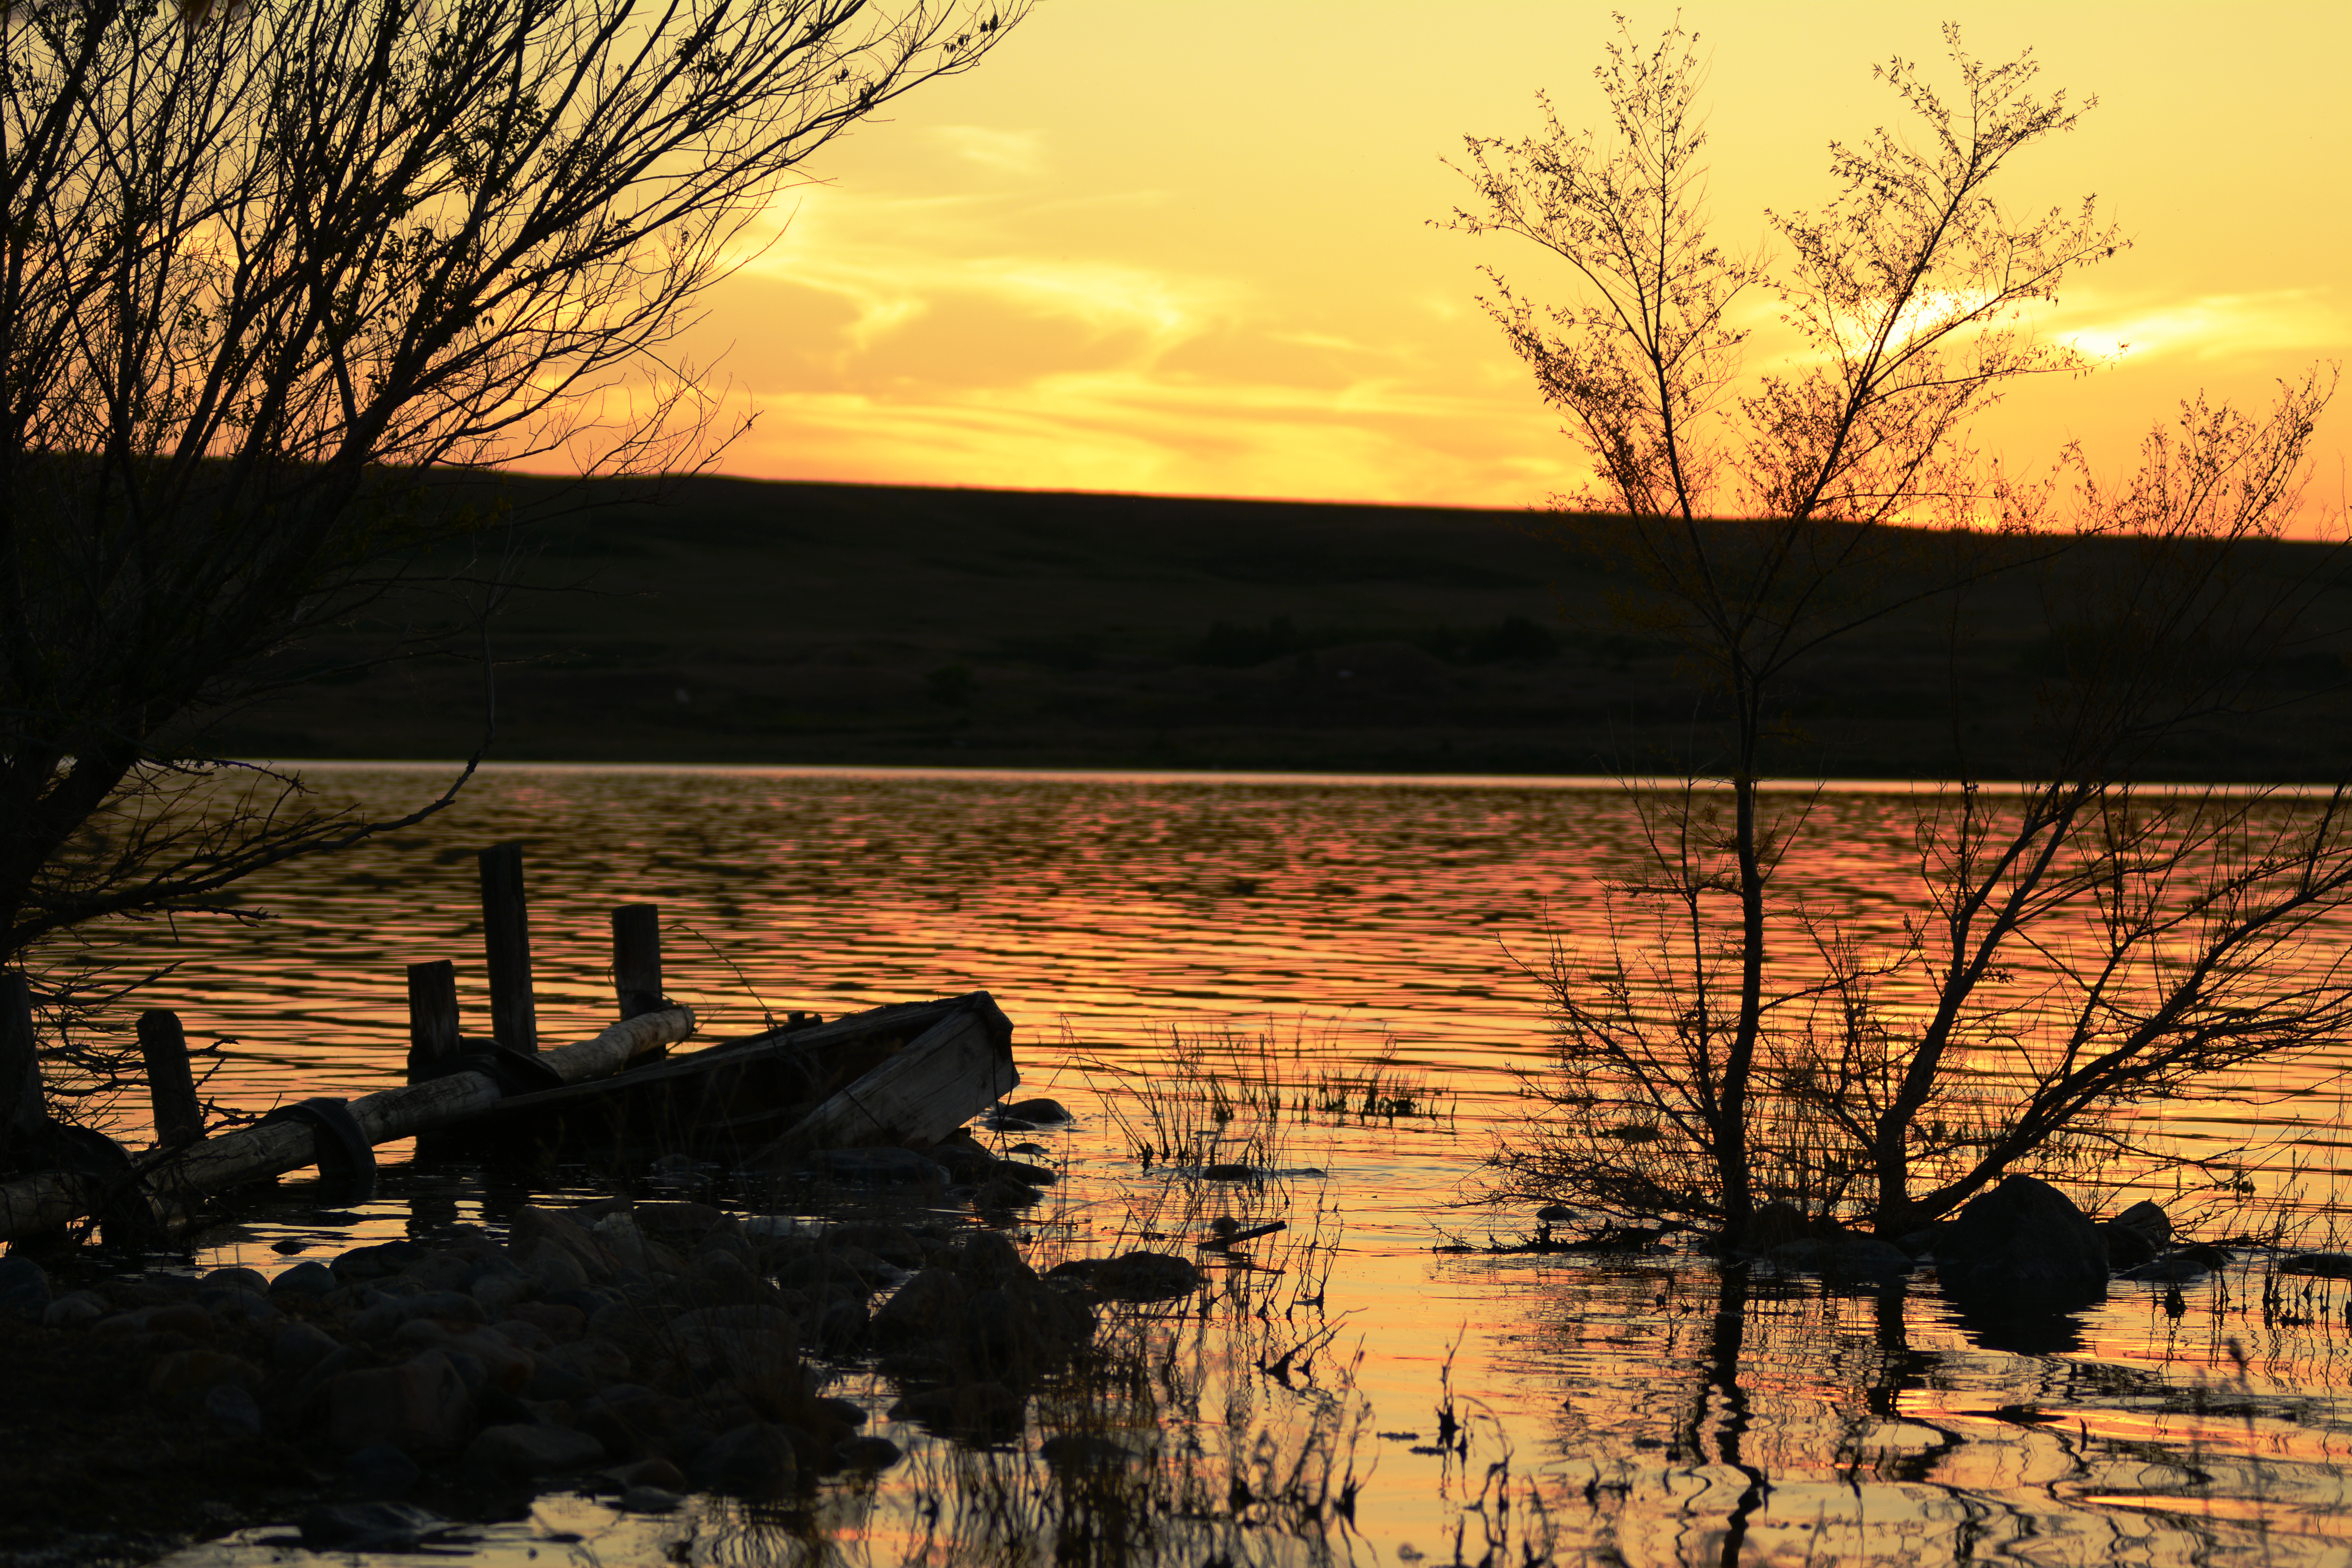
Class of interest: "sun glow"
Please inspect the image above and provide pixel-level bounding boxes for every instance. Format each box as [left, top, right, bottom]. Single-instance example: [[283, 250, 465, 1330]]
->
[[635, 2, 2348, 525]]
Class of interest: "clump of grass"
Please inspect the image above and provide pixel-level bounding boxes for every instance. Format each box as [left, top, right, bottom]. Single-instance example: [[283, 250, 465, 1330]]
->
[[1085, 1025, 1454, 1172], [1300, 1044, 1454, 1127]]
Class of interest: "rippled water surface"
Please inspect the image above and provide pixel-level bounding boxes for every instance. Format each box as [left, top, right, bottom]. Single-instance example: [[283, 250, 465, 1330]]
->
[[66, 765, 2352, 1566]]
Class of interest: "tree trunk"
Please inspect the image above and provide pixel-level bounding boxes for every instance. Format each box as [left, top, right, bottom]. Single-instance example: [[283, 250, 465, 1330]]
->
[[0, 973, 45, 1160], [1719, 767, 1763, 1232]]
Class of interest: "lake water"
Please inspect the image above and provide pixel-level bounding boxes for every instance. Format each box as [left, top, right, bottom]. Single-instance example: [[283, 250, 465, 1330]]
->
[[69, 764, 2352, 1566]]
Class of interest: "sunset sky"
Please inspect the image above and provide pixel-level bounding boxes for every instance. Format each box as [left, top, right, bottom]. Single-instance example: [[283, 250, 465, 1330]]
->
[[670, 2, 2350, 524]]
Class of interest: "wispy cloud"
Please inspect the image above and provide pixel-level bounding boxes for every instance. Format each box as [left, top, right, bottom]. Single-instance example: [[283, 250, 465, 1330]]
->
[[929, 125, 1048, 178], [2046, 288, 2350, 364], [711, 369, 1582, 508], [685, 126, 1586, 508], [735, 183, 1242, 363]]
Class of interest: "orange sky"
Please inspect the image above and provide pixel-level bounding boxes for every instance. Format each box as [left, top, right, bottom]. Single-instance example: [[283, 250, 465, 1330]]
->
[[665, 2, 2350, 525]]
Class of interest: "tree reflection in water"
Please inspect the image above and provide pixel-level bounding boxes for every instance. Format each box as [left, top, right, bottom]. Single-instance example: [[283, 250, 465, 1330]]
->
[[1528, 1255, 2352, 1566]]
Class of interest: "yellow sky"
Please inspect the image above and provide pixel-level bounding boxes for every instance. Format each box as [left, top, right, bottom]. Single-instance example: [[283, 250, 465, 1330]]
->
[[667, 2, 2350, 524]]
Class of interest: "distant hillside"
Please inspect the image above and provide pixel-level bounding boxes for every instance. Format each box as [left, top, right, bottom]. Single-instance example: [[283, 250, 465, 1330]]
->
[[208, 474, 2352, 781]]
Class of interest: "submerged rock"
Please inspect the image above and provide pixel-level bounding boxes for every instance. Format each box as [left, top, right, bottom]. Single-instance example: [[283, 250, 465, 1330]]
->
[[1935, 1176, 2107, 1308], [96, 1301, 213, 1338], [835, 1434, 902, 1470], [269, 1261, 338, 1299], [204, 1383, 265, 1436], [331, 1241, 425, 1283], [147, 1347, 261, 1410], [41, 1291, 105, 1329], [887, 1379, 1025, 1439], [2118, 1251, 2216, 1284], [1732, 1201, 1821, 1254], [989, 1097, 1073, 1129], [1045, 1251, 1203, 1302], [321, 1348, 474, 1457], [1039, 1433, 1136, 1469], [344, 1443, 423, 1495], [954, 1230, 1030, 1289], [1766, 1235, 1914, 1279], [296, 1501, 457, 1552], [0, 1258, 53, 1322], [272, 1320, 343, 1374], [2099, 1200, 2172, 1270], [927, 1138, 998, 1183], [462, 1422, 605, 1480], [1894, 1225, 1946, 1258], [201, 1266, 271, 1296], [689, 1421, 799, 1495], [800, 1147, 947, 1186], [2281, 1251, 2352, 1279]]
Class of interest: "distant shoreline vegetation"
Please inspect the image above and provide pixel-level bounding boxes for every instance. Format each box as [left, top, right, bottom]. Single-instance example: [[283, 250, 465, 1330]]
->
[[217, 764, 2352, 802], [998, 615, 1569, 673], [1190, 614, 1560, 669], [189, 474, 2352, 784]]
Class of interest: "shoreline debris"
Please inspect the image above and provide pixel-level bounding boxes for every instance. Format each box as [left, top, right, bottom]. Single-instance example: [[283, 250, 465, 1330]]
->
[[0, 842, 1021, 1245]]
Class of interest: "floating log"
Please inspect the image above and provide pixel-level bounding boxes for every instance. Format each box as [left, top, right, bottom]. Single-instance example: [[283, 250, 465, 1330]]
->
[[0, 1005, 693, 1241], [135, 1010, 205, 1148]]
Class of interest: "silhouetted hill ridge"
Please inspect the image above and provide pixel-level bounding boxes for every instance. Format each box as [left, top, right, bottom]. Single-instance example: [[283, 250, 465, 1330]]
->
[[209, 473, 2352, 781]]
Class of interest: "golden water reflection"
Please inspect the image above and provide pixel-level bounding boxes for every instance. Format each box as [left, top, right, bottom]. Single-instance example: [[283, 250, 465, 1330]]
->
[[81, 766, 2352, 1566]]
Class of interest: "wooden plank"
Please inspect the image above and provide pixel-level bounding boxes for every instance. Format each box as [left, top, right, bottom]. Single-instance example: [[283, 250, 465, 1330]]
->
[[0, 973, 44, 1156], [748, 996, 1017, 1164], [0, 1004, 694, 1240]]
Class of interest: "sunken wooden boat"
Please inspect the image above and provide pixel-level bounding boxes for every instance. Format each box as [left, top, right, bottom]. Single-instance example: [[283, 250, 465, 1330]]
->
[[429, 991, 1020, 1166], [0, 848, 1024, 1241]]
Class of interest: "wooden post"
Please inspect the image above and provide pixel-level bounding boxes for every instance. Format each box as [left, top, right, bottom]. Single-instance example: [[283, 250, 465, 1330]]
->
[[135, 1010, 205, 1148], [478, 842, 537, 1053], [612, 904, 663, 1021], [407, 961, 463, 1082], [0, 973, 45, 1154]]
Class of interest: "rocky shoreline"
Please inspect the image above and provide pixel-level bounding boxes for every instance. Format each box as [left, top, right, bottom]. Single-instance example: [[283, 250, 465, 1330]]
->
[[0, 1121, 1203, 1563]]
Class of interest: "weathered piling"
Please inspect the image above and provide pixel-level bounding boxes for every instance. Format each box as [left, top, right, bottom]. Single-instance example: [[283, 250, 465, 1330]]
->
[[612, 904, 663, 1020], [0, 973, 44, 1155], [478, 842, 537, 1053], [134, 1010, 205, 1148], [0, 1004, 695, 1240], [406, 960, 464, 1083]]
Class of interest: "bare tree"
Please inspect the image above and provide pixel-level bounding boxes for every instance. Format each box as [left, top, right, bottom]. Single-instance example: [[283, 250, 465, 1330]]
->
[[1455, 21, 2348, 1236], [0, 0, 1025, 1137]]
